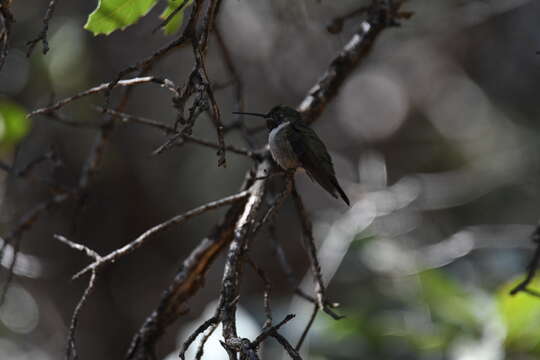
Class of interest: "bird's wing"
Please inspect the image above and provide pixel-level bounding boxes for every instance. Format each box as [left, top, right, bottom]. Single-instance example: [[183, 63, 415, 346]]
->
[[288, 122, 350, 205]]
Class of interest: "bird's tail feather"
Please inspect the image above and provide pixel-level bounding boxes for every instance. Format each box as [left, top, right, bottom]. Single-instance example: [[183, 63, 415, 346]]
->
[[333, 181, 350, 206], [306, 169, 350, 206]]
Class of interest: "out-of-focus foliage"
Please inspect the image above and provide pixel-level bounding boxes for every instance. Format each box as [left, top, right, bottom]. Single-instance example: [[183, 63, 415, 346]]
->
[[85, 0, 159, 35], [498, 277, 540, 352], [0, 100, 29, 150], [418, 270, 477, 330], [317, 269, 482, 358]]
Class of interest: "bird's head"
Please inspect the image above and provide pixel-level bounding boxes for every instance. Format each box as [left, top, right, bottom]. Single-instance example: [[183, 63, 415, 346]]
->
[[233, 105, 302, 131]]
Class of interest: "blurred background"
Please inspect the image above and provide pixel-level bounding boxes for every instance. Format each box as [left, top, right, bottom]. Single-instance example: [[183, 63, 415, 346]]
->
[[1, 0, 540, 359]]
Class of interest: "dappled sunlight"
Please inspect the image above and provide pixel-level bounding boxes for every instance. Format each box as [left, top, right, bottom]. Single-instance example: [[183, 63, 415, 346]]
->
[[0, 237, 43, 278], [338, 70, 409, 141], [0, 285, 39, 334]]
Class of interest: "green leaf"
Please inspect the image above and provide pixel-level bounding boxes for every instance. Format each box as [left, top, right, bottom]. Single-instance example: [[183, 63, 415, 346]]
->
[[497, 276, 540, 351], [418, 269, 477, 329], [0, 100, 30, 147], [85, 0, 159, 35], [160, 0, 192, 35]]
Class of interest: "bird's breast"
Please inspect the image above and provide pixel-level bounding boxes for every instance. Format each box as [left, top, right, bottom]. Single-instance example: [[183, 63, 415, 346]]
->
[[268, 122, 301, 170]]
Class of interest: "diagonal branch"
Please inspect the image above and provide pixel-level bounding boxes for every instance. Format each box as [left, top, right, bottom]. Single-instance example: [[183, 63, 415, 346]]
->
[[98, 108, 259, 158], [219, 163, 269, 342], [126, 168, 264, 360], [28, 77, 181, 118], [74, 190, 250, 279], [299, 0, 405, 123], [53, 235, 102, 360]]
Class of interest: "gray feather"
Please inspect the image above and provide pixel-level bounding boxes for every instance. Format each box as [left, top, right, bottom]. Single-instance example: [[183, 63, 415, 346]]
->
[[288, 121, 350, 205]]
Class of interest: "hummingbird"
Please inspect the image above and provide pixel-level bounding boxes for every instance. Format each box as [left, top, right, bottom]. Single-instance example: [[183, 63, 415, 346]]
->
[[233, 105, 350, 206]]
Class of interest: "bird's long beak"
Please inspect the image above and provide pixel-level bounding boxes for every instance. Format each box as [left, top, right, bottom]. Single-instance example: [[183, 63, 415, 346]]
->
[[232, 111, 268, 118]]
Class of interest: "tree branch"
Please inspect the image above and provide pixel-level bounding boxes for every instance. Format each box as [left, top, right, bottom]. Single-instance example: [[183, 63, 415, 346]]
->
[[74, 190, 250, 279], [26, 0, 58, 55], [28, 77, 181, 118]]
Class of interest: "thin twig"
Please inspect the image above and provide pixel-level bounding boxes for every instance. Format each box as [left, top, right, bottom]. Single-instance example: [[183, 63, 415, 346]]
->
[[98, 107, 258, 158], [215, 27, 255, 148], [195, 321, 219, 359], [295, 304, 318, 351], [246, 256, 273, 328], [126, 170, 257, 360], [0, 152, 69, 192], [75, 190, 250, 279], [250, 176, 293, 238], [253, 314, 295, 346], [28, 77, 180, 118], [291, 183, 325, 310], [114, 0, 204, 81], [26, 0, 58, 55], [511, 224, 540, 295], [269, 224, 341, 317], [271, 332, 303, 360], [179, 316, 219, 360], [152, 0, 190, 34], [292, 181, 344, 321], [54, 235, 101, 261], [299, 0, 407, 123], [66, 269, 97, 360], [194, 47, 226, 167], [53, 235, 102, 360]]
